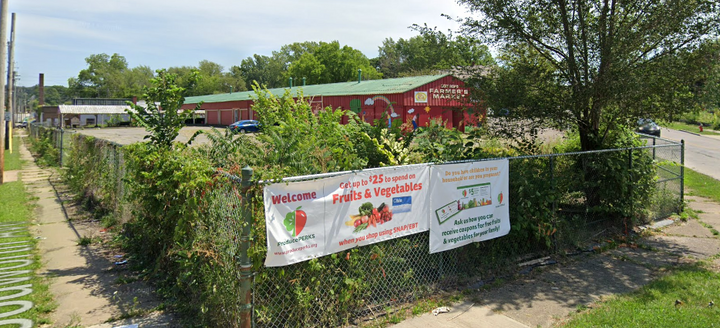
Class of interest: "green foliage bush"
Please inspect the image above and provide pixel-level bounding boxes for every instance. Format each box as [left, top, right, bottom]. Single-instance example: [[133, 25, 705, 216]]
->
[[28, 129, 59, 167], [214, 84, 368, 177], [122, 143, 213, 270], [63, 135, 124, 225]]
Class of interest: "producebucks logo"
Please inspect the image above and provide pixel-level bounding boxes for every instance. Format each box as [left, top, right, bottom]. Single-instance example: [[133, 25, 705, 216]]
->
[[284, 206, 307, 237]]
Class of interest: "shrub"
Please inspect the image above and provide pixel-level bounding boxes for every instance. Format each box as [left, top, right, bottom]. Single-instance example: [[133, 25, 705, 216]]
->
[[63, 135, 125, 224], [28, 129, 59, 167]]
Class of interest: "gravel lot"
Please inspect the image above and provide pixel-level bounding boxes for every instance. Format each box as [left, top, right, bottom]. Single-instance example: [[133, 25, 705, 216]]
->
[[67, 126, 220, 146]]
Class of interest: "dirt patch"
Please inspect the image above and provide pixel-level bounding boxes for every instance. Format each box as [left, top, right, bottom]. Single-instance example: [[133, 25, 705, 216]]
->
[[2, 169, 19, 182]]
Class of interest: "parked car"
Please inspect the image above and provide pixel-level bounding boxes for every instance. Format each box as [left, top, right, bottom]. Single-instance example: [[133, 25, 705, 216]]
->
[[229, 120, 260, 134], [14, 119, 30, 128], [636, 118, 661, 137]]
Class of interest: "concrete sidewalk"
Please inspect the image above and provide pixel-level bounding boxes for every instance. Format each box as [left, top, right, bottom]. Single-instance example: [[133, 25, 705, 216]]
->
[[393, 197, 720, 328], [16, 132, 177, 327]]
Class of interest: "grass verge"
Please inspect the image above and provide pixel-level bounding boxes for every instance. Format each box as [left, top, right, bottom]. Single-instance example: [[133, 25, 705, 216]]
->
[[662, 122, 720, 136], [684, 168, 720, 203], [3, 131, 23, 170], [563, 265, 720, 328], [0, 181, 56, 324], [563, 168, 720, 327]]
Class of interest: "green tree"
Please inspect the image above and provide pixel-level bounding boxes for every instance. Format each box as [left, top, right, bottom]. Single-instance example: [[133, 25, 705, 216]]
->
[[168, 60, 247, 96], [375, 27, 496, 78], [277, 41, 321, 63], [68, 53, 153, 99], [691, 40, 720, 113], [127, 69, 202, 148], [236, 54, 287, 88], [69, 53, 129, 98], [123, 65, 154, 97], [459, 0, 720, 151], [237, 42, 320, 88], [286, 41, 382, 84]]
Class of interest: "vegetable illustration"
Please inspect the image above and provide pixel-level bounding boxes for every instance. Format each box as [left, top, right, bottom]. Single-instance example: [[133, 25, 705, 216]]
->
[[284, 206, 307, 237], [359, 202, 374, 216], [347, 202, 393, 233]]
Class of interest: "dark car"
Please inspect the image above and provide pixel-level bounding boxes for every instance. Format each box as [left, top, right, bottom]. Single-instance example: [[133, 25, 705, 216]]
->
[[229, 120, 260, 134], [636, 119, 661, 137]]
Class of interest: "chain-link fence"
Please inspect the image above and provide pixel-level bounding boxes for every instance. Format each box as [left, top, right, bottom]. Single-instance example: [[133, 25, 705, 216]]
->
[[224, 137, 684, 328], [28, 122, 77, 166], [28, 124, 130, 224]]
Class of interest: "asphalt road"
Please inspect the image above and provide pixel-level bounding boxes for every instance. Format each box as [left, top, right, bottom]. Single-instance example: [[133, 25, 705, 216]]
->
[[660, 127, 720, 181]]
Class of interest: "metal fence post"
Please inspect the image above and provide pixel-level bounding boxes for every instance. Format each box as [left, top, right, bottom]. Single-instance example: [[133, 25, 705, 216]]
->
[[59, 128, 64, 166], [240, 166, 254, 328], [628, 148, 633, 232], [549, 156, 557, 250], [652, 137, 656, 160], [680, 140, 685, 210]]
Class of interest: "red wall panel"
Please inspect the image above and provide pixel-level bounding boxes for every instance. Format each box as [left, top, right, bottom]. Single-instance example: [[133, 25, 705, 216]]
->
[[220, 110, 233, 125], [189, 76, 482, 128]]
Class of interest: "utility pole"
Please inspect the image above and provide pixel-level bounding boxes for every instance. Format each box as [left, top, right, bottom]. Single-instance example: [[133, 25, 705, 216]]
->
[[8, 13, 15, 131], [6, 12, 14, 154], [0, 0, 9, 185]]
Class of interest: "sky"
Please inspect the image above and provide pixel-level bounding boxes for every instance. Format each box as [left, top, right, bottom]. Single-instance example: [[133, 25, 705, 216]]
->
[[6, 0, 472, 87]]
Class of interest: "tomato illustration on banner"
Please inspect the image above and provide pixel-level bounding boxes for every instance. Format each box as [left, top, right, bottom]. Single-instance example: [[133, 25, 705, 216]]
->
[[344, 202, 394, 233], [284, 206, 307, 237]]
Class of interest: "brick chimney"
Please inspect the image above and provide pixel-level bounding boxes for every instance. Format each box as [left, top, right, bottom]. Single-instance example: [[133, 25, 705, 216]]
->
[[38, 73, 44, 105]]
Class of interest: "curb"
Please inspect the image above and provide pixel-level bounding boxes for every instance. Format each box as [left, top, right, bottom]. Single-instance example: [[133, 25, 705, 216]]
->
[[677, 129, 701, 137]]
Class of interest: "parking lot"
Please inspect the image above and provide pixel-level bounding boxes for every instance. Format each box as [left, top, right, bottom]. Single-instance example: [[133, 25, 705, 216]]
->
[[68, 126, 219, 146]]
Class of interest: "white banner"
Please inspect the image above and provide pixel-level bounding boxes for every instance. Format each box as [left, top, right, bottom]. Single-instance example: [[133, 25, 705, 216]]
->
[[264, 176, 336, 267], [429, 159, 511, 253], [264, 165, 430, 267]]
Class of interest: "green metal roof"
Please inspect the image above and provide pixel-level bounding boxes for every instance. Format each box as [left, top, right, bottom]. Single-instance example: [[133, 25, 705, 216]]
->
[[184, 74, 450, 105]]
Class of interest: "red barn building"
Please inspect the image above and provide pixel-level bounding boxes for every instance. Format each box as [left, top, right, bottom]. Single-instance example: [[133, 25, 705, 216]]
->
[[181, 74, 481, 130]]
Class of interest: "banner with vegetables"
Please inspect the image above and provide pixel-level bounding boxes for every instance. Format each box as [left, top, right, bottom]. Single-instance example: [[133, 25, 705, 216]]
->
[[325, 165, 430, 256], [428, 159, 510, 253], [264, 165, 430, 267]]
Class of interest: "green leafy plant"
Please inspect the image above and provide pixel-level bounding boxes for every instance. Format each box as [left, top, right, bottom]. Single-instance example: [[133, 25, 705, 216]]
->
[[126, 69, 203, 148]]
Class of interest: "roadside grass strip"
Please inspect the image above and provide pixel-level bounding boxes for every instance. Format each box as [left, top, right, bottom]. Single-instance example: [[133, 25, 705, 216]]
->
[[0, 181, 54, 327], [662, 122, 720, 136], [684, 168, 720, 203], [564, 265, 720, 328], [4, 135, 23, 171]]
